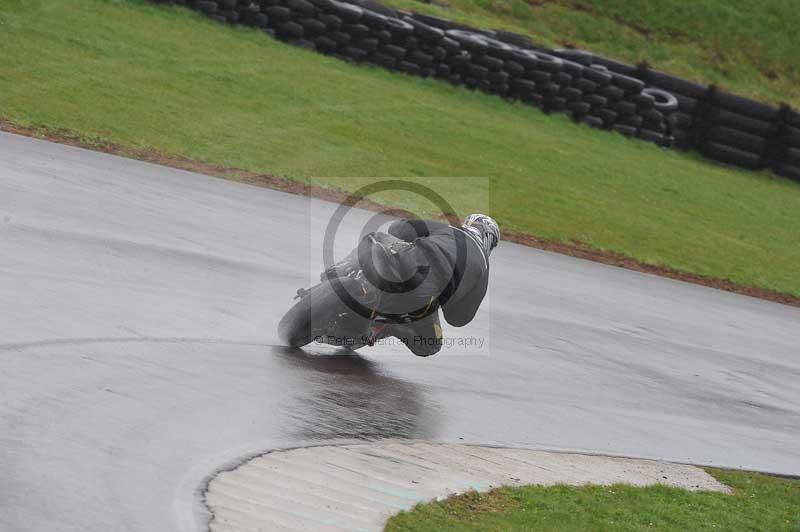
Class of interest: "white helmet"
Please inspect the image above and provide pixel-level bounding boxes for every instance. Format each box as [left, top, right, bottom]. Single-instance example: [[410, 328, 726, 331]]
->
[[462, 213, 500, 256]]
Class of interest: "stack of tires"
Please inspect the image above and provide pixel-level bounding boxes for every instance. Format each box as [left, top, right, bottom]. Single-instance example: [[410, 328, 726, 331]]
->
[[769, 108, 800, 181], [152, 0, 798, 182], [549, 49, 677, 144], [689, 89, 781, 170]]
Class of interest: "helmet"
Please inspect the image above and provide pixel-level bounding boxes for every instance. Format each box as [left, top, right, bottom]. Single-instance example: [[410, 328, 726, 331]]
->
[[462, 213, 500, 255]]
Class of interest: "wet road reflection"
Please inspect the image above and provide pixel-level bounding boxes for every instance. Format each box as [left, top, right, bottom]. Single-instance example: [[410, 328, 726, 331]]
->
[[276, 347, 439, 441]]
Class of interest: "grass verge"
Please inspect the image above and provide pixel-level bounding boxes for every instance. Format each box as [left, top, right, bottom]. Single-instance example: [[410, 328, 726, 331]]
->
[[1, 0, 800, 301], [385, 469, 800, 531]]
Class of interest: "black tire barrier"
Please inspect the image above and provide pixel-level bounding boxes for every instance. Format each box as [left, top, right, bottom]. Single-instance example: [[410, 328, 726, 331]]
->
[[154, 0, 797, 182]]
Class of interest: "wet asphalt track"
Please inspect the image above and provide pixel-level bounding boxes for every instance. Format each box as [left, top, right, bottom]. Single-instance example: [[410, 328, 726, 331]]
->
[[1, 131, 799, 532]]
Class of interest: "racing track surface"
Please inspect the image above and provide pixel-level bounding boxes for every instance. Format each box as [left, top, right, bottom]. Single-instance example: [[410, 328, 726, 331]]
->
[[1, 131, 799, 532]]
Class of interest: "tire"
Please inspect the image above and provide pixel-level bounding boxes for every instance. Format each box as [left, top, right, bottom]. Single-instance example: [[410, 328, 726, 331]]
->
[[503, 59, 524, 77], [633, 92, 655, 110], [384, 17, 414, 37], [781, 147, 800, 166], [710, 90, 779, 122], [643, 68, 707, 99], [487, 70, 509, 85], [673, 93, 698, 113], [330, 0, 363, 22], [617, 114, 643, 128], [380, 43, 406, 59], [209, 14, 226, 23], [397, 60, 419, 74], [342, 23, 371, 39], [778, 125, 800, 149], [404, 16, 445, 43], [264, 5, 291, 21], [194, 0, 217, 14], [594, 108, 618, 125], [525, 70, 551, 85], [567, 101, 591, 115], [613, 124, 637, 137], [408, 49, 433, 67], [562, 87, 583, 102], [552, 47, 593, 66], [327, 31, 351, 45], [591, 55, 637, 76], [356, 38, 379, 52], [361, 9, 388, 28], [287, 0, 315, 15], [277, 280, 363, 348], [475, 54, 504, 71], [599, 85, 624, 101], [441, 37, 460, 54], [445, 29, 487, 52], [583, 67, 613, 86], [341, 46, 368, 61], [318, 14, 342, 31], [217, 0, 235, 8], [408, 13, 464, 31], [642, 88, 678, 112], [288, 38, 316, 50], [614, 101, 637, 116], [446, 52, 470, 67], [401, 36, 419, 50], [532, 52, 563, 73], [554, 72, 572, 86], [705, 107, 774, 137], [430, 46, 446, 61], [244, 12, 269, 28], [313, 35, 338, 51], [374, 29, 392, 43], [611, 72, 645, 93], [672, 112, 693, 129], [510, 79, 537, 95], [574, 78, 597, 94], [701, 141, 762, 169], [543, 95, 567, 112], [784, 108, 800, 129], [707, 126, 767, 154], [276, 21, 304, 39], [370, 51, 396, 68], [638, 129, 665, 144], [641, 121, 666, 134], [468, 64, 489, 79], [641, 108, 664, 123], [299, 18, 326, 35], [580, 93, 605, 108], [672, 129, 694, 150], [559, 59, 584, 78], [539, 82, 560, 96], [218, 9, 238, 23], [582, 115, 605, 128]]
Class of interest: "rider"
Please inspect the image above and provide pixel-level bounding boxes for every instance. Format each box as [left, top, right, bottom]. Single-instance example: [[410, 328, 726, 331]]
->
[[322, 213, 500, 356]]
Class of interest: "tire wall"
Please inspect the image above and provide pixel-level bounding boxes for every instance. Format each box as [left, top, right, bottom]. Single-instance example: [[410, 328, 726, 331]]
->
[[153, 0, 800, 182]]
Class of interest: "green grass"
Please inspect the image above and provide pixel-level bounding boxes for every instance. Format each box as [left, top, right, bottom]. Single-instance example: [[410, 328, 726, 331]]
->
[[1, 0, 800, 296], [385, 469, 800, 531], [381, 0, 800, 107]]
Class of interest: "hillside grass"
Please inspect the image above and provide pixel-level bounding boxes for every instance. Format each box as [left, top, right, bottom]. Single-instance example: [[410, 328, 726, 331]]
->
[[1, 0, 799, 296], [382, 0, 800, 107], [385, 469, 800, 532]]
